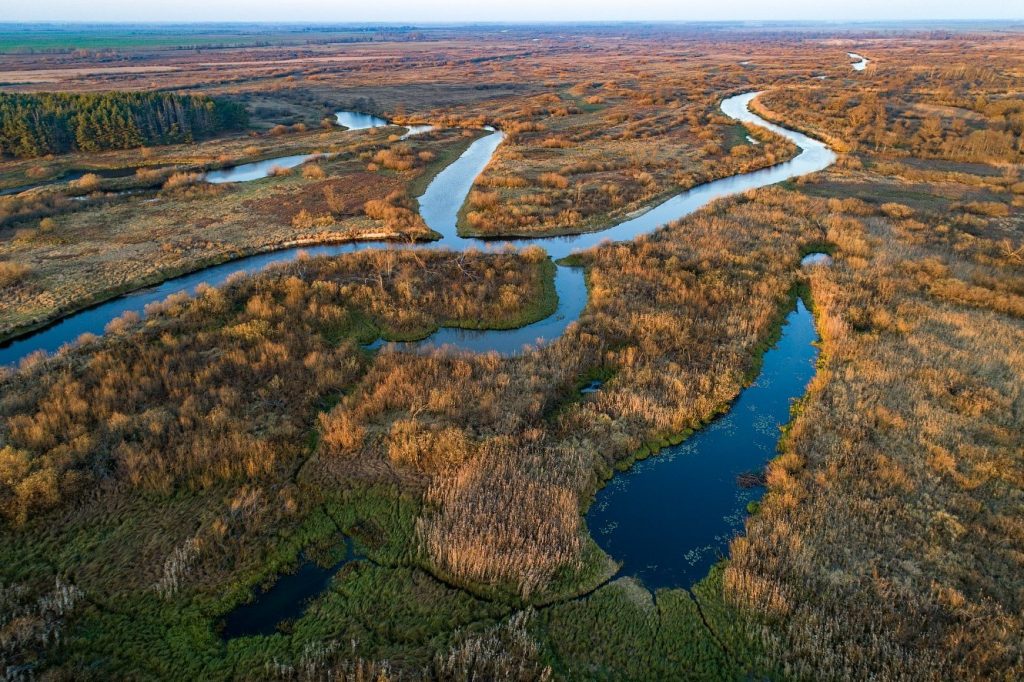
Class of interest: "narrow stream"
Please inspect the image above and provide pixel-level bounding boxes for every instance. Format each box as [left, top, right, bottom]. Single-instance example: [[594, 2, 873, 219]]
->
[[205, 111, 394, 184], [848, 52, 869, 71], [221, 538, 362, 639], [204, 153, 318, 184], [585, 298, 820, 589]]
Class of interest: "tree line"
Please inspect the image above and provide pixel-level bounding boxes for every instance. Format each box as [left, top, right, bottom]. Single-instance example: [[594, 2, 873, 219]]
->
[[0, 91, 249, 158]]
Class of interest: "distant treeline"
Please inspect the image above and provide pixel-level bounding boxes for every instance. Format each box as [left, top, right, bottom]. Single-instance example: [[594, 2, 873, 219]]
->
[[0, 91, 249, 158]]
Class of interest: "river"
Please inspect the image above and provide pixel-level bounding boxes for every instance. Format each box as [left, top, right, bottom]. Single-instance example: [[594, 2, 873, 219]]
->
[[0, 93, 835, 370], [0, 89, 837, 634], [585, 298, 820, 589]]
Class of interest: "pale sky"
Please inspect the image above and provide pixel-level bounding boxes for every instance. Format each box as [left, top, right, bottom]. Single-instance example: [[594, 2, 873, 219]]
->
[[2, 0, 1021, 23]]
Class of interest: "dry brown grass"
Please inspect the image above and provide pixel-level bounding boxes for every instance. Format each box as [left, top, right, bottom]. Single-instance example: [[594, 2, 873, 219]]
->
[[0, 249, 551, 525], [0, 260, 30, 287], [719, 116, 1023, 679], [0, 28, 1022, 680]]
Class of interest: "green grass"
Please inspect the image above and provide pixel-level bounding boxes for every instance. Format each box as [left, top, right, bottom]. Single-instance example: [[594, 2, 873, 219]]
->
[[537, 577, 737, 680], [0, 27, 375, 53], [723, 123, 753, 151], [22, 481, 505, 679]]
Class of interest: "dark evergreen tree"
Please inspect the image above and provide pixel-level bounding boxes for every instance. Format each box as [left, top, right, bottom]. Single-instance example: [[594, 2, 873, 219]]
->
[[0, 91, 249, 158]]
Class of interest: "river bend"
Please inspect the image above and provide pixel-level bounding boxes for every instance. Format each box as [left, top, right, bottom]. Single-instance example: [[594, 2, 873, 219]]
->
[[0, 92, 834, 365]]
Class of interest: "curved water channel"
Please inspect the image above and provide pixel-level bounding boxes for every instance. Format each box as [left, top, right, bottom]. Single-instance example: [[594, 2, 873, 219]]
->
[[586, 298, 820, 589], [0, 92, 834, 366], [205, 111, 430, 184], [849, 52, 870, 71], [0, 88, 836, 633]]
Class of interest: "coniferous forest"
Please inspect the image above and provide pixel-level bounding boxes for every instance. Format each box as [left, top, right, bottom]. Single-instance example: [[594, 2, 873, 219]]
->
[[0, 91, 248, 157]]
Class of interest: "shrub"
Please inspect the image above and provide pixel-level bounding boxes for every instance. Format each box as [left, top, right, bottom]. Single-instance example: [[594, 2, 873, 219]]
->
[[0, 261, 31, 287], [73, 173, 101, 192], [961, 201, 1010, 217], [302, 164, 327, 180], [881, 203, 914, 219], [538, 172, 569, 189], [162, 172, 203, 190]]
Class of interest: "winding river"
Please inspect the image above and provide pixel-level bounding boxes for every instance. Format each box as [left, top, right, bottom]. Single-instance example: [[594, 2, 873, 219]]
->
[[215, 88, 834, 629], [0, 92, 834, 366], [205, 111, 422, 184], [0, 89, 835, 633]]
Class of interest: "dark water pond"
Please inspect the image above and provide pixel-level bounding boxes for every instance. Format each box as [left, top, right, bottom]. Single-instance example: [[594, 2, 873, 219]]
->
[[585, 298, 819, 590], [221, 538, 361, 639]]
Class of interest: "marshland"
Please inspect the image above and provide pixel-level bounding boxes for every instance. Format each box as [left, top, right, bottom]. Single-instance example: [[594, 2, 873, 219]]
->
[[0, 19, 1022, 682]]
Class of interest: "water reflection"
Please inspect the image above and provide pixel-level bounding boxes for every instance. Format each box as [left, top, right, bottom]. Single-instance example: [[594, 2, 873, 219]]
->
[[586, 299, 819, 589], [848, 52, 869, 71], [801, 252, 833, 267], [334, 110, 389, 130], [204, 153, 316, 183]]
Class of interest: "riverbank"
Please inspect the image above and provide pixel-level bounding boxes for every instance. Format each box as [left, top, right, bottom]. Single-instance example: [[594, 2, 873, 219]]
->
[[0, 128, 474, 349]]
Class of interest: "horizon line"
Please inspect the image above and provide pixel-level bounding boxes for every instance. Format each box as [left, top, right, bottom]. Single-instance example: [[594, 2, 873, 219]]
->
[[2, 19, 1023, 26]]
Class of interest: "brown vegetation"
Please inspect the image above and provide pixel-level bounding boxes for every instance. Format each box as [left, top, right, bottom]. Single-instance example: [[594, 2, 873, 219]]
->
[[725, 186, 1023, 680], [1, 26, 1022, 681], [0, 249, 552, 524], [0, 127, 469, 341], [458, 86, 797, 237]]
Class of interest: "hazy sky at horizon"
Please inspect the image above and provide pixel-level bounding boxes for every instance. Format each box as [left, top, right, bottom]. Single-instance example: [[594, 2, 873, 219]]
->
[[3, 0, 1021, 23]]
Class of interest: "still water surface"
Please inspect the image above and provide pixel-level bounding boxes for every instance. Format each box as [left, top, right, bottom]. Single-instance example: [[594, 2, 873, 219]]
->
[[849, 52, 869, 71], [586, 298, 819, 589], [221, 538, 362, 639]]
